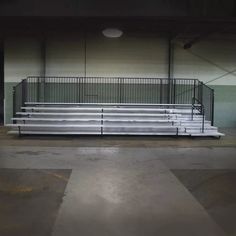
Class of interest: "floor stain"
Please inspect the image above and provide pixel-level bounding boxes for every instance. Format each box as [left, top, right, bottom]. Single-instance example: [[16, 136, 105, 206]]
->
[[0, 169, 71, 236], [0, 185, 33, 195], [15, 151, 45, 156]]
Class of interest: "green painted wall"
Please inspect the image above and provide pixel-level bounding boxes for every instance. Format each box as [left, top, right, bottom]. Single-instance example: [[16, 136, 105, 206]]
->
[[4, 82, 17, 124], [211, 85, 236, 128]]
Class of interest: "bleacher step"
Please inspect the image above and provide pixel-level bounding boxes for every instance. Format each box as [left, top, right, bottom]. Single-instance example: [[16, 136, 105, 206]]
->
[[7, 103, 223, 137]]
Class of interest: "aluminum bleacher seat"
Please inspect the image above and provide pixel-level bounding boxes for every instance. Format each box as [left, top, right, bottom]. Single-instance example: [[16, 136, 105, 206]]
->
[[7, 102, 224, 137]]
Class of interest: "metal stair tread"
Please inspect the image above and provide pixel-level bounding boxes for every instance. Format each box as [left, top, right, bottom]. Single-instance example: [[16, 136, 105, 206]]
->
[[21, 106, 200, 114], [12, 118, 180, 123], [8, 130, 183, 136], [25, 102, 199, 107], [190, 132, 225, 136], [16, 112, 202, 117], [16, 112, 183, 117], [7, 124, 181, 128]]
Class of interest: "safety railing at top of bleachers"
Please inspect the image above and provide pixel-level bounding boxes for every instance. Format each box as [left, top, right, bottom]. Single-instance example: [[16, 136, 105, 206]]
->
[[12, 76, 214, 125]]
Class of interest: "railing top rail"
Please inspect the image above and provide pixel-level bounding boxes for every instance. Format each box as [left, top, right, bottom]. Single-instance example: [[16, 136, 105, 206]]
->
[[26, 76, 198, 81], [14, 80, 23, 89], [202, 83, 214, 92], [25, 102, 199, 106]]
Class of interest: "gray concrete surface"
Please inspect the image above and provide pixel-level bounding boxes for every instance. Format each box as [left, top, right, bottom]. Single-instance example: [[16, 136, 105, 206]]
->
[[52, 161, 225, 236], [0, 146, 236, 170], [172, 169, 236, 236], [0, 127, 236, 235], [0, 169, 71, 236]]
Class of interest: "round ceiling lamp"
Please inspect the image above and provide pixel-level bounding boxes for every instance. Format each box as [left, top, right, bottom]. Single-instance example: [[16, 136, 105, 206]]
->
[[102, 28, 123, 38]]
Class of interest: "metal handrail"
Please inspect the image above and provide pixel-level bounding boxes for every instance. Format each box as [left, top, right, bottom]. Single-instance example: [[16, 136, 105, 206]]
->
[[192, 97, 205, 133]]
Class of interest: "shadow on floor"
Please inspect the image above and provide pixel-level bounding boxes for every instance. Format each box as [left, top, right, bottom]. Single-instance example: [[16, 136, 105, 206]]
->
[[172, 169, 236, 236]]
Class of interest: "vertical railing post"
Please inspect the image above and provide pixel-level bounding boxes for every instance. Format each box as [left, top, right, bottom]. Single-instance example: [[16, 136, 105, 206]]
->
[[211, 89, 214, 126], [173, 79, 176, 104], [79, 77, 81, 103], [200, 81, 203, 104], [22, 79, 27, 107], [197, 80, 202, 102], [43, 77, 45, 102], [167, 79, 171, 104], [13, 86, 16, 122], [202, 106, 205, 133], [160, 79, 162, 104], [82, 77, 85, 103], [191, 97, 194, 121], [37, 77, 40, 102], [119, 78, 124, 103], [39, 77, 45, 102], [76, 77, 79, 103]]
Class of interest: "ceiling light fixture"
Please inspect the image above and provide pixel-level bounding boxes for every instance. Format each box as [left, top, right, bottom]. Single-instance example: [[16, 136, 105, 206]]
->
[[102, 28, 123, 38]]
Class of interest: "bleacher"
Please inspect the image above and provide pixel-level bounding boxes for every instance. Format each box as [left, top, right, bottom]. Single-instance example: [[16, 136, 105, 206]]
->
[[7, 102, 224, 137]]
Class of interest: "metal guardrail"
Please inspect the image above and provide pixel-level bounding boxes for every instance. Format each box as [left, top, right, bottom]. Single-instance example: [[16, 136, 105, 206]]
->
[[13, 76, 214, 125], [191, 97, 205, 133]]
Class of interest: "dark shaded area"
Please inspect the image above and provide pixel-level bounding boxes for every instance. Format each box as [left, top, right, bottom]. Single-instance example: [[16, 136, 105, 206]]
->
[[0, 16, 236, 46], [0, 169, 71, 236], [0, 0, 235, 17], [172, 169, 236, 235], [0, 45, 3, 125]]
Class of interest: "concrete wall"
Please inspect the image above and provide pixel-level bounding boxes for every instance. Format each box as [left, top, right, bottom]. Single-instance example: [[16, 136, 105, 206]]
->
[[45, 32, 168, 78], [85, 32, 168, 77], [46, 34, 85, 77], [3, 33, 236, 127]]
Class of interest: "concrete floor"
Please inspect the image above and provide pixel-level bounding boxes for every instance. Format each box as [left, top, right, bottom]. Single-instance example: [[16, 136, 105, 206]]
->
[[172, 169, 236, 236], [0, 169, 71, 236], [0, 127, 236, 236]]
